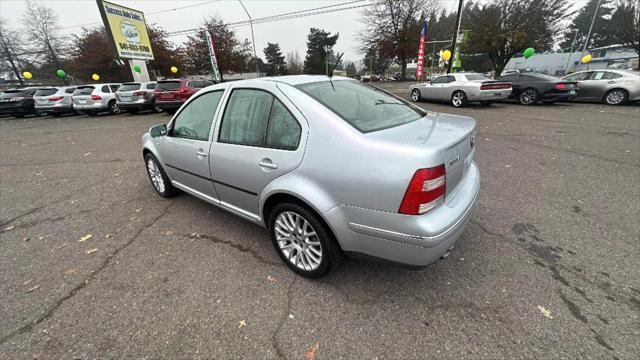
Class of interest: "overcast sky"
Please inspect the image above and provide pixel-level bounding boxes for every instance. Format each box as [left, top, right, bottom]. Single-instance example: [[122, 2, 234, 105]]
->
[[1, 0, 586, 65]]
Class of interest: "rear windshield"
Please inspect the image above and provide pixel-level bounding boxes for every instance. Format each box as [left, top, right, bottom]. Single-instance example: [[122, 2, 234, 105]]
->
[[157, 81, 181, 90], [35, 88, 58, 96], [118, 83, 141, 91], [187, 80, 211, 88], [296, 80, 424, 133], [1, 90, 24, 98], [74, 86, 95, 95], [464, 74, 488, 81]]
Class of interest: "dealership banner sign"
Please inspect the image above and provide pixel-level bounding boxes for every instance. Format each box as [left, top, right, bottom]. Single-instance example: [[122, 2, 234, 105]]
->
[[96, 0, 154, 60], [205, 31, 221, 82]]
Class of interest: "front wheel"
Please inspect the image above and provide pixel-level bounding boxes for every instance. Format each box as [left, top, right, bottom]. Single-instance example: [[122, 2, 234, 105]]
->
[[451, 91, 468, 108], [269, 203, 341, 278], [519, 88, 538, 105], [144, 153, 177, 198], [604, 89, 628, 106], [411, 89, 421, 102]]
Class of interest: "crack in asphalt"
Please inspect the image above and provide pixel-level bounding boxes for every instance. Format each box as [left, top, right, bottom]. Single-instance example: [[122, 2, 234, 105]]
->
[[272, 276, 297, 360], [180, 233, 281, 266], [0, 201, 175, 345], [0, 206, 44, 227]]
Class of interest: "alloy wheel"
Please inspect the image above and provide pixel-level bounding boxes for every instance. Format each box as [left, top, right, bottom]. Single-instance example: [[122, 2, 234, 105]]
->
[[605, 90, 625, 105], [411, 89, 420, 102], [519, 89, 537, 105], [274, 211, 322, 271], [110, 102, 121, 114], [146, 159, 165, 193], [452, 91, 464, 107]]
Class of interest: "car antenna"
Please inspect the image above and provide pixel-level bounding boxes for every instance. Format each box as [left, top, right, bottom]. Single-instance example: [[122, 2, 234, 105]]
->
[[328, 52, 344, 91]]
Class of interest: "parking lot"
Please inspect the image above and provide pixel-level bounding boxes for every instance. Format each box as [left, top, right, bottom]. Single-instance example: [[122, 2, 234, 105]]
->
[[1, 83, 639, 359]]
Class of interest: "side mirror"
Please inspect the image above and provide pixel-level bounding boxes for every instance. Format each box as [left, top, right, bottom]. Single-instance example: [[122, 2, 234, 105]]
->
[[150, 124, 167, 138]]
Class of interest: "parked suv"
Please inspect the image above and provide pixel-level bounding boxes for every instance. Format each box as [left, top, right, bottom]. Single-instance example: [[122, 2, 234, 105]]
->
[[33, 86, 77, 116], [0, 88, 38, 117], [72, 83, 121, 115], [154, 79, 213, 114], [115, 81, 160, 113]]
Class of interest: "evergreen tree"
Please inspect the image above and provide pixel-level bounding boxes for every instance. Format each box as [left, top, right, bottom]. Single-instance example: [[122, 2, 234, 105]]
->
[[303, 28, 338, 74], [263, 42, 287, 76], [560, 0, 614, 51]]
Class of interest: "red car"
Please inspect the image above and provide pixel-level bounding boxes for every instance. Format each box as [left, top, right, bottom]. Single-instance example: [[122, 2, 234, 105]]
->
[[154, 79, 213, 114]]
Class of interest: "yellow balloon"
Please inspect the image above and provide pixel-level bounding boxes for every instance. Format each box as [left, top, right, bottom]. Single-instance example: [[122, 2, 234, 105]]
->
[[170, 66, 178, 74], [23, 71, 33, 79], [442, 50, 452, 61], [581, 54, 592, 64], [92, 74, 100, 81]]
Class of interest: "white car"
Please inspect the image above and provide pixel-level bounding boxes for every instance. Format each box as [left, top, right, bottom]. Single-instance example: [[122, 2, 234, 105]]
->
[[410, 73, 512, 107], [72, 83, 121, 115]]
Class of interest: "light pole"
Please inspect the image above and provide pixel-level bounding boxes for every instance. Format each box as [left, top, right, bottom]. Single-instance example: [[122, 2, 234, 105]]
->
[[447, 0, 464, 74], [238, 0, 260, 77], [564, 30, 579, 74], [582, 0, 603, 54]]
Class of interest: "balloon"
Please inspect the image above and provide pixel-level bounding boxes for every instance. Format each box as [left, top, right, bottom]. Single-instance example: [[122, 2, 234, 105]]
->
[[23, 71, 32, 79], [56, 69, 66, 78], [581, 54, 592, 64], [170, 66, 178, 74], [523, 47, 535, 59], [442, 50, 452, 61], [92, 73, 100, 81], [133, 64, 142, 73]]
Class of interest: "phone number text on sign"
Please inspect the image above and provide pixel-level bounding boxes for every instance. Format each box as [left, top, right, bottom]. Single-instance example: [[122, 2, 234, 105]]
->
[[119, 43, 151, 52]]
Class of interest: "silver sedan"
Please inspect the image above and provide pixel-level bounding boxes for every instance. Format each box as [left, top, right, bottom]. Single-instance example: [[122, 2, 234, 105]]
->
[[142, 76, 480, 278], [410, 72, 512, 107], [562, 69, 640, 105]]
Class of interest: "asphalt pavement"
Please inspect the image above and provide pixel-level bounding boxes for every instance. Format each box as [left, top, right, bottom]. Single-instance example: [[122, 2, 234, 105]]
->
[[1, 85, 639, 359]]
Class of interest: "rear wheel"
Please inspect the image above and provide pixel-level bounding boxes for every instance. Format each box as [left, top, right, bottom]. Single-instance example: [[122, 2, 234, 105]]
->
[[144, 153, 177, 198], [518, 88, 538, 105], [411, 89, 421, 102], [152, 102, 163, 113], [269, 203, 341, 278], [108, 101, 121, 114], [604, 89, 628, 105], [451, 91, 468, 108]]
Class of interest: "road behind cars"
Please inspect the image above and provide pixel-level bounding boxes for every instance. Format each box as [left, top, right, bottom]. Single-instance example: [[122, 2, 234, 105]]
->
[[0, 93, 639, 358]]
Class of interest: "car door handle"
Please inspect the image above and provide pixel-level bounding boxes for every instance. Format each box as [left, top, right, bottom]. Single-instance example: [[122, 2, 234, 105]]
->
[[196, 149, 208, 158], [258, 159, 278, 169]]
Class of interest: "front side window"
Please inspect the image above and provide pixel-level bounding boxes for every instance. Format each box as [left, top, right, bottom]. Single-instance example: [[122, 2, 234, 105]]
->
[[219, 89, 273, 146], [431, 76, 448, 84], [170, 91, 223, 141], [297, 80, 424, 133], [564, 72, 590, 81]]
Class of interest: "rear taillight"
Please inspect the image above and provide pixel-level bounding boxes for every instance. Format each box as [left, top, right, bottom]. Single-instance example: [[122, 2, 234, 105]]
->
[[48, 96, 63, 102], [555, 83, 566, 90], [133, 91, 145, 96], [480, 83, 511, 90], [399, 165, 446, 215], [91, 95, 102, 101]]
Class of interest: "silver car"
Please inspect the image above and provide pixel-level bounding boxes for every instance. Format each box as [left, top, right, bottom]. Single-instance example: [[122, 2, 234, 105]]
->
[[561, 69, 640, 105], [141, 75, 480, 278], [33, 86, 76, 116], [115, 81, 160, 113], [410, 72, 512, 107], [72, 83, 121, 115]]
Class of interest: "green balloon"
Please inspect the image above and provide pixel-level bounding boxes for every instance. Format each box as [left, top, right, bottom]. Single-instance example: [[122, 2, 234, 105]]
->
[[56, 69, 66, 78], [523, 47, 535, 59], [133, 64, 142, 73]]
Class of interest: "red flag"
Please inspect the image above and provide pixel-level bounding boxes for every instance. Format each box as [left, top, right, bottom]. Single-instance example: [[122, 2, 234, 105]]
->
[[416, 18, 427, 80]]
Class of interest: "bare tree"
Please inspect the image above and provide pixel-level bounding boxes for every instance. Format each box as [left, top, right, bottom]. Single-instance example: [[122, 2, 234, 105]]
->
[[0, 18, 26, 84], [22, 0, 68, 83], [360, 0, 439, 80], [286, 50, 303, 75]]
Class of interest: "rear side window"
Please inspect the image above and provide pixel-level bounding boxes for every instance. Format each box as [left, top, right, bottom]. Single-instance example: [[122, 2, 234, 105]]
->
[[109, 85, 120, 92], [119, 83, 141, 91], [35, 89, 58, 96], [219, 89, 272, 146], [266, 99, 301, 150], [74, 87, 95, 95], [146, 83, 156, 90], [101, 85, 110, 93], [296, 80, 423, 133], [170, 91, 224, 141], [157, 81, 181, 90]]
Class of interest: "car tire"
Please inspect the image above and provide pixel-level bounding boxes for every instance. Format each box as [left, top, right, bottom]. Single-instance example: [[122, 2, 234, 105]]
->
[[518, 88, 538, 105], [152, 102, 163, 113], [108, 101, 121, 115], [144, 153, 177, 198], [411, 89, 421, 102], [604, 89, 628, 106], [451, 90, 468, 108], [269, 203, 341, 278]]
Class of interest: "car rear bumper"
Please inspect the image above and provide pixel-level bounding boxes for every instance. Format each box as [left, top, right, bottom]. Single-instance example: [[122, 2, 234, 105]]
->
[[35, 104, 74, 112], [117, 99, 154, 109], [155, 101, 184, 110], [324, 162, 480, 267], [73, 103, 107, 111]]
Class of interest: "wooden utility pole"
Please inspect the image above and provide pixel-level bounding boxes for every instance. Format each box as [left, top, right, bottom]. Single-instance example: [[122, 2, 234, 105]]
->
[[447, 0, 464, 74]]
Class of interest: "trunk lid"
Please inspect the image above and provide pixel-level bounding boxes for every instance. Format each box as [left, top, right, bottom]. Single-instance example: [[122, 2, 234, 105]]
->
[[156, 81, 182, 101], [116, 83, 142, 102], [33, 88, 60, 105], [366, 113, 476, 199], [73, 86, 97, 105]]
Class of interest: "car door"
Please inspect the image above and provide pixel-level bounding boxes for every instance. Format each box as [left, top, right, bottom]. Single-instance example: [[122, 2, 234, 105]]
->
[[421, 76, 448, 100], [157, 90, 225, 201], [209, 83, 306, 220], [438, 75, 457, 100], [566, 72, 594, 100]]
